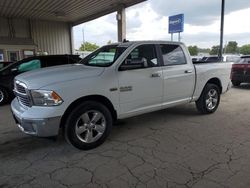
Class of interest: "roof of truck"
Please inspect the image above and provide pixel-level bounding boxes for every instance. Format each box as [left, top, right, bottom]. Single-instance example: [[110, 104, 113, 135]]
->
[[109, 41, 185, 48]]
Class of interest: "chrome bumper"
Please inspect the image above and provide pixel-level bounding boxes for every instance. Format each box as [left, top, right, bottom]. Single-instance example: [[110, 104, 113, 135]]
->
[[11, 98, 61, 137]]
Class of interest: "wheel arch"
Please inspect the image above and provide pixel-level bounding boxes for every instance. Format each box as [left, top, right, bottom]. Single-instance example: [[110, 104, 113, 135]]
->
[[0, 85, 10, 93], [60, 95, 117, 128], [206, 77, 222, 94], [0, 85, 11, 103]]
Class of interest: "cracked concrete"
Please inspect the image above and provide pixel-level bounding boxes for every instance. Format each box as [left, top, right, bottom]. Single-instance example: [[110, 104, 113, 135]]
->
[[1, 86, 250, 188]]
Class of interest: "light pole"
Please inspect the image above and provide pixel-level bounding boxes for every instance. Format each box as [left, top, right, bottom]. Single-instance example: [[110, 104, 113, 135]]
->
[[219, 0, 225, 61], [82, 26, 85, 51]]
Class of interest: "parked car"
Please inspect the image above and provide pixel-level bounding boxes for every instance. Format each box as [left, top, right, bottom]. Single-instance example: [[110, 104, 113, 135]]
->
[[223, 54, 241, 63], [231, 55, 250, 86], [11, 41, 232, 150], [191, 56, 203, 63], [200, 56, 222, 63], [0, 61, 13, 70], [0, 55, 81, 105]]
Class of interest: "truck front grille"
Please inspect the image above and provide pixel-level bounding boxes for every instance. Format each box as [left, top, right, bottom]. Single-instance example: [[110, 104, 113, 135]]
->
[[14, 80, 32, 107], [16, 83, 26, 94]]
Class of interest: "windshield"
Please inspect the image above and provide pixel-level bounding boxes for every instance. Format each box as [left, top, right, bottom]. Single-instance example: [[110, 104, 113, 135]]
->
[[80, 45, 127, 67]]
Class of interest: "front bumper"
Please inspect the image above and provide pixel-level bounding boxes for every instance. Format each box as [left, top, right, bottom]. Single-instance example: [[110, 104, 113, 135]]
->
[[11, 98, 61, 137]]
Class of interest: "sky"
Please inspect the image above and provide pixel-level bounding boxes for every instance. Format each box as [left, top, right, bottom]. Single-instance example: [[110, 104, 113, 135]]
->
[[73, 0, 250, 49]]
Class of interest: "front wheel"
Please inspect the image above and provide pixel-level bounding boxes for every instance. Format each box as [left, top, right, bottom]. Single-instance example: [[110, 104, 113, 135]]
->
[[0, 87, 9, 106], [65, 101, 113, 150], [196, 83, 220, 114]]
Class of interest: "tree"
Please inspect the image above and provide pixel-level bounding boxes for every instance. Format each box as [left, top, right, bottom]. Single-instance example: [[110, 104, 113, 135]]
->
[[107, 40, 112, 44], [210, 45, 220, 55], [240, 44, 250, 55], [198, 48, 211, 54], [224, 41, 238, 54], [188, 46, 198, 56], [79, 42, 99, 51]]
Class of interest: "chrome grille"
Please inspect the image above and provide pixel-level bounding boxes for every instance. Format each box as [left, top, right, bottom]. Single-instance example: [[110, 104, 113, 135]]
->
[[16, 83, 26, 94], [14, 80, 31, 107]]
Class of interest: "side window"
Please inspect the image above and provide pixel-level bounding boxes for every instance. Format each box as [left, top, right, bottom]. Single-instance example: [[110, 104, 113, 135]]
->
[[69, 56, 81, 64], [46, 57, 68, 67], [160, 44, 187, 66], [120, 44, 159, 70], [18, 59, 41, 72]]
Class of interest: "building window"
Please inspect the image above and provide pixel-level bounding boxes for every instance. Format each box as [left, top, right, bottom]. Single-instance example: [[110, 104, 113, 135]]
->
[[0, 49, 4, 62], [23, 50, 35, 59], [7, 51, 20, 62]]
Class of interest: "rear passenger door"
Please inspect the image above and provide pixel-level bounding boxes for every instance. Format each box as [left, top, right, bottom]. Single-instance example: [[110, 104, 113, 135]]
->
[[159, 44, 195, 106]]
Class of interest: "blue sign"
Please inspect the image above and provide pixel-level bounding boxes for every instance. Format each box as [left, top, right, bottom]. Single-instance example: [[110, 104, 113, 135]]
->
[[168, 14, 184, 33]]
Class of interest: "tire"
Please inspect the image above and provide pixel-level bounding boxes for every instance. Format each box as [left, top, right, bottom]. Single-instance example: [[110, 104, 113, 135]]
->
[[0, 87, 9, 106], [64, 101, 113, 150], [231, 80, 241, 86], [195, 83, 220, 114]]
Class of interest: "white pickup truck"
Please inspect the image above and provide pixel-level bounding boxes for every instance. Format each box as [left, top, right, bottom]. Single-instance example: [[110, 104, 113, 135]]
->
[[11, 41, 232, 150]]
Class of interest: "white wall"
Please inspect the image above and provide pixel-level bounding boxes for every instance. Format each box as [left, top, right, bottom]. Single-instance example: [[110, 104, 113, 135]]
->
[[0, 18, 72, 60], [31, 20, 71, 55]]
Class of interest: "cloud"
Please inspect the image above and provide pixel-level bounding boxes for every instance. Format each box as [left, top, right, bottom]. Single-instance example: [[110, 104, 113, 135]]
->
[[73, 13, 117, 49], [149, 0, 250, 26], [182, 32, 250, 48], [73, 1, 250, 49]]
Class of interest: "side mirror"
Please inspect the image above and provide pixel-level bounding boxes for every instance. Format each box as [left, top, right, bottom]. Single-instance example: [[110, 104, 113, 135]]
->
[[119, 59, 145, 71]]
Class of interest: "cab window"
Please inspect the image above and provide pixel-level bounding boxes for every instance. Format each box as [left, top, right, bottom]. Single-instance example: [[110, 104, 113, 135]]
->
[[18, 59, 41, 72], [160, 44, 187, 66], [120, 44, 159, 70]]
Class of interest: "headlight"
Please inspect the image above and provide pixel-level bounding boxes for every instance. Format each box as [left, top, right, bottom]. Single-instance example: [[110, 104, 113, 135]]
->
[[30, 90, 63, 106]]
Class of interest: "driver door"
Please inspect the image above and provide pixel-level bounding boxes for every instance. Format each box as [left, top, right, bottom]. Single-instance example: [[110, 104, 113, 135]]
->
[[118, 44, 163, 118]]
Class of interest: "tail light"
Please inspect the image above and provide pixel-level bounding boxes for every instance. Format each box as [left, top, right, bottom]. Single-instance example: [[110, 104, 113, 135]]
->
[[231, 64, 245, 79]]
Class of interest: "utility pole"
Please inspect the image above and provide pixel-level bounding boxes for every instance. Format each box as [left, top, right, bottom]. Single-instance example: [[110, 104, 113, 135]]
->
[[82, 26, 85, 51], [219, 0, 225, 61]]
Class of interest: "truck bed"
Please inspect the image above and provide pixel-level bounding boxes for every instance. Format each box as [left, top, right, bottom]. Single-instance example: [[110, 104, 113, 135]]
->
[[192, 62, 232, 101]]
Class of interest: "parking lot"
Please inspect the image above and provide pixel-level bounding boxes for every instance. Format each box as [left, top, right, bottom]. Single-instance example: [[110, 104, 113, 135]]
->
[[0, 86, 250, 188]]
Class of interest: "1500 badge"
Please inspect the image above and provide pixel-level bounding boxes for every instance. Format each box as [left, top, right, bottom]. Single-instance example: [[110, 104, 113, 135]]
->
[[120, 86, 132, 92]]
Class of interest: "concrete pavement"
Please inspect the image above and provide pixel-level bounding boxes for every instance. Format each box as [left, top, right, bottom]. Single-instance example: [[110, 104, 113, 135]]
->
[[0, 86, 250, 188]]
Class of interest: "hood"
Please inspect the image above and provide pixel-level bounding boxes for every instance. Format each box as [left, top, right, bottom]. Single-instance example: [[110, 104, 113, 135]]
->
[[15, 64, 105, 89]]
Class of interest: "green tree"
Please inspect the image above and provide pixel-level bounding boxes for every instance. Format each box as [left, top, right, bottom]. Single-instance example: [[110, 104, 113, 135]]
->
[[240, 44, 250, 55], [188, 45, 198, 56], [79, 42, 99, 51], [210, 45, 220, 55], [224, 41, 238, 54], [107, 40, 112, 44], [198, 48, 211, 54]]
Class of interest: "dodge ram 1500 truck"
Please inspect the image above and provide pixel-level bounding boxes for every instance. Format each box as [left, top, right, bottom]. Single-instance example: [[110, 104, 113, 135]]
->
[[11, 41, 232, 150]]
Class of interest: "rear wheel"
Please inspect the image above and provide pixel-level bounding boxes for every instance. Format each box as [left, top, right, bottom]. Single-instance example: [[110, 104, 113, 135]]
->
[[65, 101, 113, 150], [196, 83, 220, 114], [231, 80, 241, 86], [0, 87, 9, 105]]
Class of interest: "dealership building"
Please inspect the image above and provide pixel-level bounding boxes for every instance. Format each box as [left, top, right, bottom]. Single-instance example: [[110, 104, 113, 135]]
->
[[0, 0, 145, 62]]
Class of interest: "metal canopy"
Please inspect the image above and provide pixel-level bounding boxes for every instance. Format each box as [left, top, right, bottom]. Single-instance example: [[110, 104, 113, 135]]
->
[[0, 0, 145, 25]]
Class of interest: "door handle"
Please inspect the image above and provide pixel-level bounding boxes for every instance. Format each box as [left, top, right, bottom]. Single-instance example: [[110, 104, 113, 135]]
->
[[151, 73, 161, 77], [184, 70, 193, 74]]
